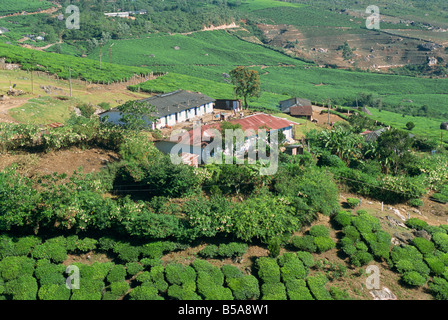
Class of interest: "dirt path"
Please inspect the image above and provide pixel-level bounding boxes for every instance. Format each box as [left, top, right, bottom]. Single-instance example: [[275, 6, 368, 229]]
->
[[0, 5, 60, 19]]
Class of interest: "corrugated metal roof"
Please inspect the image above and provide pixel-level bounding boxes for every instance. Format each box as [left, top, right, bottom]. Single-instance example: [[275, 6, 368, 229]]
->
[[280, 97, 312, 113], [102, 90, 215, 118]]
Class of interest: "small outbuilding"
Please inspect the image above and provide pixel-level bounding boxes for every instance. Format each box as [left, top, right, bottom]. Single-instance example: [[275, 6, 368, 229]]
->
[[441, 122, 448, 130]]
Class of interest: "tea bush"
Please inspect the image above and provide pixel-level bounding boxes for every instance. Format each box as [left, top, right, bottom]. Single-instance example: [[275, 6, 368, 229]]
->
[[260, 282, 287, 300], [285, 279, 314, 300], [306, 274, 333, 300], [255, 257, 281, 284]]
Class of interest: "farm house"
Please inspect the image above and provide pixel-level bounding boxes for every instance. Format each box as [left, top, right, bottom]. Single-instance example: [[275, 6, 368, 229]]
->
[[99, 90, 215, 130], [155, 113, 299, 164], [280, 97, 312, 114]]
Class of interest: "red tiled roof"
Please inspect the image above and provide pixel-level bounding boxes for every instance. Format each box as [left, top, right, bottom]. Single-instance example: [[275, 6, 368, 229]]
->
[[175, 113, 299, 145]]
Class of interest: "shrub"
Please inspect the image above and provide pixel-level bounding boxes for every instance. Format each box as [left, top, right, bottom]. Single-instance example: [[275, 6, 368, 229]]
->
[[405, 218, 428, 230], [222, 265, 243, 280], [0, 256, 35, 281], [13, 236, 41, 256], [342, 226, 361, 241], [107, 265, 127, 284], [31, 237, 68, 264], [198, 245, 219, 259], [429, 277, 448, 300], [278, 253, 307, 282], [217, 242, 248, 258], [103, 281, 130, 300], [285, 279, 314, 300], [125, 262, 143, 277], [306, 274, 333, 300], [290, 235, 316, 253], [113, 242, 141, 263], [309, 225, 330, 238], [329, 286, 352, 300], [296, 251, 315, 269], [140, 241, 185, 259], [424, 225, 447, 235], [333, 211, 352, 228], [38, 284, 71, 300], [346, 198, 360, 209], [314, 237, 336, 253], [350, 250, 373, 267], [129, 285, 164, 300], [148, 265, 168, 292], [255, 257, 281, 284], [408, 198, 424, 208], [261, 282, 287, 300], [98, 237, 117, 252], [4, 275, 38, 300], [433, 232, 448, 253], [226, 275, 260, 300], [165, 263, 197, 291], [167, 284, 202, 300], [402, 271, 427, 287], [412, 237, 435, 255], [395, 259, 414, 274], [75, 237, 98, 253], [425, 256, 446, 276], [267, 237, 282, 258], [34, 259, 66, 286]]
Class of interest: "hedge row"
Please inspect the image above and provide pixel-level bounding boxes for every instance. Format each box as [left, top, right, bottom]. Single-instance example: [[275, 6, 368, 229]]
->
[[289, 225, 336, 254]]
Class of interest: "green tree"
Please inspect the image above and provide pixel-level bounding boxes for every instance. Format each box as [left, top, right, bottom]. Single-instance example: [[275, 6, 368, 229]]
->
[[115, 100, 158, 131], [229, 66, 261, 109]]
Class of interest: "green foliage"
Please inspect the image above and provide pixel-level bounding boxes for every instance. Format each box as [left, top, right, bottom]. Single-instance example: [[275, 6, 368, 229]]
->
[[255, 257, 281, 284], [129, 285, 164, 300], [34, 259, 66, 286], [106, 265, 127, 284], [226, 275, 260, 300], [277, 253, 307, 282], [333, 210, 353, 228], [285, 279, 314, 300], [261, 282, 287, 300], [216, 243, 248, 259], [165, 263, 197, 292], [0, 256, 35, 282], [125, 262, 144, 277], [408, 198, 424, 208], [38, 284, 71, 300], [346, 198, 360, 209], [309, 225, 330, 238], [198, 245, 219, 259], [429, 277, 448, 300], [412, 237, 435, 255], [103, 281, 130, 300], [402, 271, 427, 287], [296, 251, 315, 269], [306, 274, 333, 300], [314, 236, 336, 253], [4, 275, 38, 300], [433, 233, 448, 253], [405, 218, 428, 230], [193, 259, 233, 300], [290, 235, 317, 253], [113, 242, 141, 263]]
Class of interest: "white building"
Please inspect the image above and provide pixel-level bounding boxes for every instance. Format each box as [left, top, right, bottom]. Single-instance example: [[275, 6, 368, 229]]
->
[[99, 90, 215, 130]]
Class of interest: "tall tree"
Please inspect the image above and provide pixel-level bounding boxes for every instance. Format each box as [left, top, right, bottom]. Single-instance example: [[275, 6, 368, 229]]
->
[[229, 66, 261, 109]]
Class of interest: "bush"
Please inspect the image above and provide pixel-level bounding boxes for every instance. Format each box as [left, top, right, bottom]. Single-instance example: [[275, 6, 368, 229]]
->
[[31, 237, 68, 264], [129, 285, 164, 300], [226, 275, 260, 300], [429, 277, 448, 300], [198, 245, 219, 259], [278, 253, 307, 282], [296, 251, 315, 269], [255, 257, 281, 284], [412, 237, 435, 255], [107, 265, 126, 284], [222, 265, 243, 280], [329, 286, 352, 300], [267, 237, 282, 258], [309, 225, 330, 238], [433, 232, 448, 253], [405, 218, 428, 230], [342, 225, 361, 241], [34, 259, 66, 286], [408, 198, 424, 208], [261, 282, 287, 300], [38, 284, 71, 300], [285, 279, 314, 300], [4, 275, 38, 300], [103, 281, 130, 300], [167, 284, 202, 300], [125, 262, 143, 277], [290, 235, 316, 253], [217, 243, 248, 258], [13, 236, 41, 256], [333, 211, 352, 228], [0, 256, 35, 281], [346, 198, 360, 209], [306, 274, 333, 300], [75, 237, 98, 253], [314, 237, 336, 253], [113, 242, 141, 263], [165, 263, 197, 292], [350, 250, 373, 267], [402, 271, 427, 287], [425, 256, 446, 276]]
